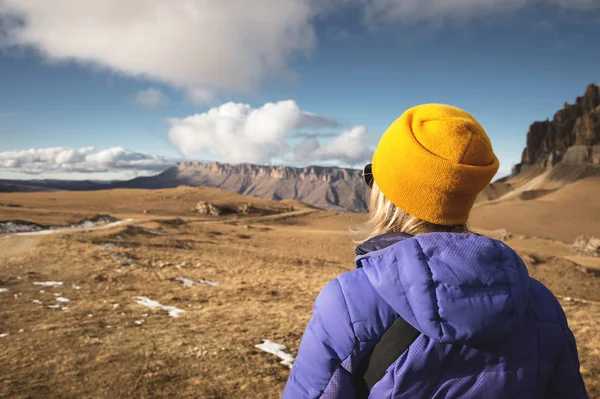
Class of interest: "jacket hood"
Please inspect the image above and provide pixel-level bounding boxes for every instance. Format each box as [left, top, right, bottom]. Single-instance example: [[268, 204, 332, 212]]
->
[[356, 232, 530, 345]]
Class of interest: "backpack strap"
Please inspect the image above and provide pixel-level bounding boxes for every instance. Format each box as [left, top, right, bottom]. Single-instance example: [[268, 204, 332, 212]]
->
[[354, 316, 421, 398]]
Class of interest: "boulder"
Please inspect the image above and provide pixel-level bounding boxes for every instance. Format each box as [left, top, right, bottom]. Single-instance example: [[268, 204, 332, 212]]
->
[[195, 201, 221, 216], [237, 203, 254, 216], [489, 229, 512, 242], [570, 236, 600, 257]]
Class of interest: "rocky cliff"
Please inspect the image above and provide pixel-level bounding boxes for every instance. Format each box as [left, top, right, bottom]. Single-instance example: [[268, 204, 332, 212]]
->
[[178, 162, 361, 183], [121, 162, 370, 213], [518, 83, 600, 171]]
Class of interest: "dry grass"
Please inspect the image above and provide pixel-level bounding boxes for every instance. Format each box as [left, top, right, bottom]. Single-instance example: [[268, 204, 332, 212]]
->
[[0, 186, 305, 226], [0, 188, 599, 398]]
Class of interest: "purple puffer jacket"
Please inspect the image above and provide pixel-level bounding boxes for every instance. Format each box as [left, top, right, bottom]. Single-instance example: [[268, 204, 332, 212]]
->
[[283, 232, 587, 398]]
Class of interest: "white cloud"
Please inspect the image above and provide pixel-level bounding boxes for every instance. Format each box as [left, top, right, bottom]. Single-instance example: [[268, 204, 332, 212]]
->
[[167, 100, 345, 164], [167, 99, 370, 165], [134, 88, 170, 110], [294, 125, 372, 166], [294, 132, 338, 139], [316, 125, 372, 165], [0, 0, 315, 92], [186, 87, 215, 106], [296, 112, 340, 129], [0, 147, 173, 174], [358, 0, 600, 26], [0, 0, 597, 96], [293, 137, 321, 161]]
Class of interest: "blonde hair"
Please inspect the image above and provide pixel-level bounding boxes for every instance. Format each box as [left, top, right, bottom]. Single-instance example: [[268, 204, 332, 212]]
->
[[353, 182, 469, 244]]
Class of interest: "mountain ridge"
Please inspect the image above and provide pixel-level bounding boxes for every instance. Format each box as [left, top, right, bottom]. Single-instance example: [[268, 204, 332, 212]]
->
[[0, 163, 370, 213], [3, 83, 600, 212], [112, 162, 370, 212]]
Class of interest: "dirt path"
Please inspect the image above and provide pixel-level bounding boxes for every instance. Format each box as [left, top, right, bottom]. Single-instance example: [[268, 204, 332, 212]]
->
[[186, 209, 319, 226], [3, 209, 318, 238]]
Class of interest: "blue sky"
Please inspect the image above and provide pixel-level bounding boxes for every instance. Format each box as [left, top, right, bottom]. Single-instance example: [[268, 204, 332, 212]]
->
[[0, 0, 599, 180]]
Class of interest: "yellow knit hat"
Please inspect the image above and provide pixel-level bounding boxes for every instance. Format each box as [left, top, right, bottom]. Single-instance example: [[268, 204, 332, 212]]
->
[[372, 104, 499, 225]]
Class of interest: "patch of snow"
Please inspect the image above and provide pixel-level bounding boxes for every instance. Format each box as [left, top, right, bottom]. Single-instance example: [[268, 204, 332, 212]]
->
[[13, 219, 133, 237], [115, 269, 123, 273], [137, 226, 167, 236], [198, 278, 220, 287], [87, 314, 93, 318], [62, 307, 69, 311], [32, 299, 42, 304], [0, 288, 7, 293], [255, 340, 295, 369], [70, 216, 117, 229], [72, 285, 82, 290], [174, 277, 195, 287], [33, 281, 63, 287], [0, 221, 43, 233], [134, 320, 145, 326], [135, 296, 186, 318], [47, 304, 62, 309], [174, 276, 220, 287], [0, 333, 9, 338], [39, 290, 45, 293], [56, 297, 71, 303]]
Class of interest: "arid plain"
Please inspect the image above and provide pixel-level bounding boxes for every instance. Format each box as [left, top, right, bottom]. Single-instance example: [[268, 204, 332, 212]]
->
[[0, 185, 599, 398]]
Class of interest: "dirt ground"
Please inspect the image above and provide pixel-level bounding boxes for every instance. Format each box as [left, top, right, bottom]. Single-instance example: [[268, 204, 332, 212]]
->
[[470, 176, 600, 242], [0, 189, 599, 398]]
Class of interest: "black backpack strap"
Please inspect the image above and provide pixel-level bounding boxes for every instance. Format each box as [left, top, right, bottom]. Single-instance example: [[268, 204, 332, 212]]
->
[[354, 316, 421, 398]]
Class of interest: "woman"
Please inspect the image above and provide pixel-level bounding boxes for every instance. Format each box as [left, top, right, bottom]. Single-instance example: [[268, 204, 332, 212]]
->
[[282, 104, 587, 398]]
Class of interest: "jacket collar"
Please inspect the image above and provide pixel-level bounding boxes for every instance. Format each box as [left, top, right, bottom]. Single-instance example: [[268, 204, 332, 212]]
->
[[355, 232, 413, 257]]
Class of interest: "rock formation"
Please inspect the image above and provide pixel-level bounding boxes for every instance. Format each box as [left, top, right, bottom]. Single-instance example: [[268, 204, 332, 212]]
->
[[518, 83, 600, 171], [570, 236, 600, 257], [194, 202, 222, 216]]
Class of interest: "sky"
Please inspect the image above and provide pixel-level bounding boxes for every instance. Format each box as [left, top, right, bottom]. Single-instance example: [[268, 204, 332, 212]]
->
[[0, 0, 599, 181]]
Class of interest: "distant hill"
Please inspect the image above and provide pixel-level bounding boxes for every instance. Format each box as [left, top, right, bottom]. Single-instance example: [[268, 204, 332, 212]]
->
[[0, 179, 112, 192], [110, 162, 370, 213], [0, 181, 54, 193], [0, 163, 370, 212], [471, 175, 600, 242]]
